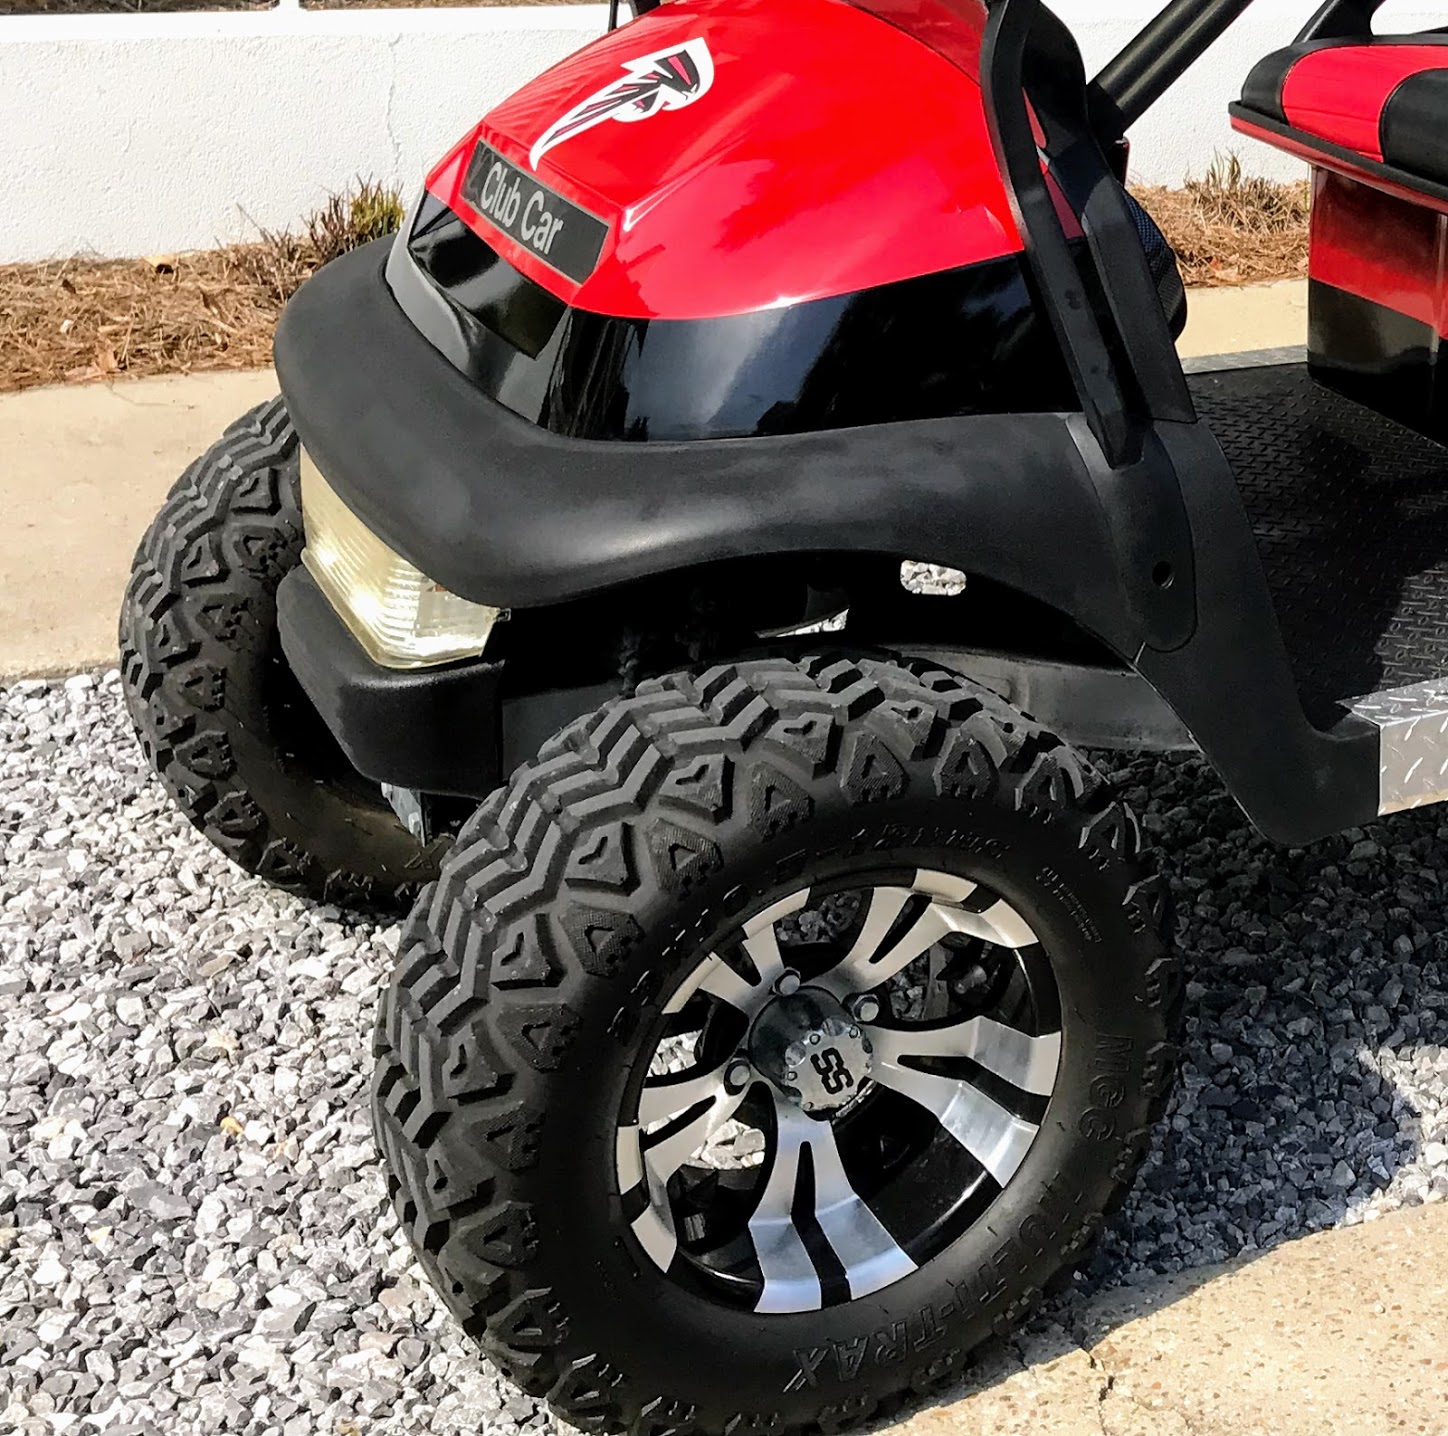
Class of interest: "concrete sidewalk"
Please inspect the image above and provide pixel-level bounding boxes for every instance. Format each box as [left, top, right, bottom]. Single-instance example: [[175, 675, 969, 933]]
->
[[2, 368, 277, 680], [906, 1200, 1448, 1436], [0, 279, 1309, 680]]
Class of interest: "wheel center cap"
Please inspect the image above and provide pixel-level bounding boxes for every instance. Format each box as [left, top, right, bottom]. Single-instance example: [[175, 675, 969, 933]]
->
[[748, 986, 874, 1116]]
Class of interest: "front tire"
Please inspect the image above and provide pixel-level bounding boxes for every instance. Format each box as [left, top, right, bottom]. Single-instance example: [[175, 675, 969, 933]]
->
[[119, 398, 448, 909], [373, 655, 1179, 1434]]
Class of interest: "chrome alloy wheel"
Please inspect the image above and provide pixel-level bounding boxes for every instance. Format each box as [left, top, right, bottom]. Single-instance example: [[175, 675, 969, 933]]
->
[[615, 869, 1063, 1315]]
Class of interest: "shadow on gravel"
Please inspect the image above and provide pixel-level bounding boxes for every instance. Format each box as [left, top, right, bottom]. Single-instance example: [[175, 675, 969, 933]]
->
[[906, 750, 1448, 1416]]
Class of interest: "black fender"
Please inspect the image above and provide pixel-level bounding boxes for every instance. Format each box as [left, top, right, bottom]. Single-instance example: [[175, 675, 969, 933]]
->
[[275, 242, 1378, 845]]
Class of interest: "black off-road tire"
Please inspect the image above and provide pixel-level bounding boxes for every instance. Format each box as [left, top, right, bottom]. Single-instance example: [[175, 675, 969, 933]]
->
[[119, 398, 448, 909], [373, 655, 1179, 1436]]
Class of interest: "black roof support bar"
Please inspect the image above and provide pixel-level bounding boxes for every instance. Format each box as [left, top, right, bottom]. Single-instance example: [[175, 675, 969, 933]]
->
[[980, 0, 1193, 469], [1296, 0, 1387, 42], [1089, 0, 1257, 141]]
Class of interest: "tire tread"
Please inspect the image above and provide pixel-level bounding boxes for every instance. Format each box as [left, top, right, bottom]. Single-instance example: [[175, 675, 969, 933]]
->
[[373, 655, 1179, 1436]]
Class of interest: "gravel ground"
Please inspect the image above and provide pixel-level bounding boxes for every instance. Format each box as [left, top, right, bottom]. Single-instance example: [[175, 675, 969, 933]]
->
[[3, 670, 1448, 1433]]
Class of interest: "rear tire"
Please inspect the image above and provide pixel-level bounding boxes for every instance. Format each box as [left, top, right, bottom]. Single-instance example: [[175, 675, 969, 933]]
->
[[373, 655, 1180, 1435], [119, 398, 448, 909]]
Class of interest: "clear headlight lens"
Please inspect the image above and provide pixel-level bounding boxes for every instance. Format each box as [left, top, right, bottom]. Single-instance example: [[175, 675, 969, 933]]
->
[[300, 451, 504, 670]]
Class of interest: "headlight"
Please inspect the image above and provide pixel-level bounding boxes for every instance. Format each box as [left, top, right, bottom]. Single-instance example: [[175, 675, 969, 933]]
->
[[299, 451, 504, 670]]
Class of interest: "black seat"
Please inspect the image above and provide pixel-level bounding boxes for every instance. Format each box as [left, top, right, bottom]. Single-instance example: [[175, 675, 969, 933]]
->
[[1236, 35, 1448, 189]]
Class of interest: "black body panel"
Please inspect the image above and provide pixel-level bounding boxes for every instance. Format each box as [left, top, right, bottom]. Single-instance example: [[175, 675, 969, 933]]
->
[[394, 197, 1183, 442], [1308, 279, 1445, 443], [280, 245, 1124, 619], [274, 243, 1379, 844]]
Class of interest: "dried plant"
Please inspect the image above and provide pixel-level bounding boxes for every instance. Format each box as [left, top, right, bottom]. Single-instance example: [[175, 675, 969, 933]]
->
[[1133, 152, 1311, 288], [1, 180, 404, 392]]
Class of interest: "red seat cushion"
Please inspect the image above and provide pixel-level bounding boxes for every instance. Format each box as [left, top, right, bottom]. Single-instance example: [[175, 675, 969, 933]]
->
[[1239, 38, 1448, 188]]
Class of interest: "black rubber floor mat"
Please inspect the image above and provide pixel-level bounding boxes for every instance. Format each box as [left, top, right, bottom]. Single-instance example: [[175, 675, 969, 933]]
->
[[1191, 362, 1448, 714]]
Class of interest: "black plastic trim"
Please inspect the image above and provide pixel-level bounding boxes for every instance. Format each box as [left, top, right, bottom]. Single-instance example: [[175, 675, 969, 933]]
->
[[1229, 101, 1448, 209], [1132, 418, 1380, 845], [904, 644, 1195, 751], [275, 242, 1381, 842], [982, 0, 1134, 467], [1297, 0, 1387, 42], [277, 566, 505, 799], [1018, 5, 1195, 430], [974, 0, 1380, 842], [277, 243, 1138, 630]]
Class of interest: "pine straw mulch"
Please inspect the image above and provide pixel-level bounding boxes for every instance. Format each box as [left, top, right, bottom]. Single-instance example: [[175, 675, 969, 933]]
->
[[1134, 156, 1311, 288], [0, 164, 1312, 395], [0, 183, 402, 393]]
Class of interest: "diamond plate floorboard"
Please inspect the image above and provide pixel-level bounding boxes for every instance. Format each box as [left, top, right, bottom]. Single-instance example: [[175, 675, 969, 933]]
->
[[1191, 362, 1448, 719]]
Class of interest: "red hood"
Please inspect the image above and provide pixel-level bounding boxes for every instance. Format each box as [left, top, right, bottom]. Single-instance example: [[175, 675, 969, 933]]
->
[[426, 0, 1021, 321]]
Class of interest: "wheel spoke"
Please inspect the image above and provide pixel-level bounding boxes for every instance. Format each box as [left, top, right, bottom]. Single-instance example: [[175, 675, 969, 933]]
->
[[671, 891, 810, 1017], [620, 1063, 752, 1276], [623, 873, 1059, 1307], [740, 924, 785, 995], [805, 1111, 917, 1298], [638, 1075, 749, 1190], [815, 885, 916, 996], [870, 1015, 1061, 1096], [821, 886, 1037, 998], [748, 1101, 821, 1313], [638, 1058, 737, 1127], [748, 1097, 915, 1313], [871, 1056, 1039, 1186]]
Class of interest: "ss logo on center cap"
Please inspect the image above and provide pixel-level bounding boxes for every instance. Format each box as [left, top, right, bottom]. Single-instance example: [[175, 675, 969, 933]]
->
[[812, 1047, 853, 1095]]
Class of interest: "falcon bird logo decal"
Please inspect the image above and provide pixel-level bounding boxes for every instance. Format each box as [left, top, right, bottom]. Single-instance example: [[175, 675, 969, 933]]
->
[[529, 38, 715, 170]]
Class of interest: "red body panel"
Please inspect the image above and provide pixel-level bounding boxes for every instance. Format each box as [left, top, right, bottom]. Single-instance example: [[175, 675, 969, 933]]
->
[[1279, 45, 1448, 161], [1309, 167, 1448, 336], [426, 0, 1022, 320]]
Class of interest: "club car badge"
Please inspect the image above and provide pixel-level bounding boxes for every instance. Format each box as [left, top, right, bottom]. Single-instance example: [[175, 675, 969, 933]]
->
[[529, 38, 715, 170]]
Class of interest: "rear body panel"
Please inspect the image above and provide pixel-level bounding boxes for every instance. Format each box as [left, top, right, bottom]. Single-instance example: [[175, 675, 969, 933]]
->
[[1231, 106, 1448, 442], [1308, 168, 1448, 441]]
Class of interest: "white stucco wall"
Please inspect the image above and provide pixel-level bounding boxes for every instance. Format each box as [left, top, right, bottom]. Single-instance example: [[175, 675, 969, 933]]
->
[[0, 4, 610, 262], [1, 0, 1443, 262]]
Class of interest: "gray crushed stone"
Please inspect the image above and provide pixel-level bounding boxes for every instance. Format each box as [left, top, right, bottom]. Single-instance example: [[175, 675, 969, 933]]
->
[[3, 671, 1447, 1432]]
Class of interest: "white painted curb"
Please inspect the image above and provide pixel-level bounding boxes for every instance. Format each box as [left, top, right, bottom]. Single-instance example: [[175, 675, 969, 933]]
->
[[1, 0, 1442, 262]]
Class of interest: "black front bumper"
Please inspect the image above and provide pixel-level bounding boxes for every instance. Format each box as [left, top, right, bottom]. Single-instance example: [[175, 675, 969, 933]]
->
[[277, 567, 504, 799]]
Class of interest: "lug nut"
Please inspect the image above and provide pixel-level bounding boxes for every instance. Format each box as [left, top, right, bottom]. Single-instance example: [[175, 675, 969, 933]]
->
[[724, 1059, 751, 1093], [848, 994, 881, 1024], [774, 969, 801, 997]]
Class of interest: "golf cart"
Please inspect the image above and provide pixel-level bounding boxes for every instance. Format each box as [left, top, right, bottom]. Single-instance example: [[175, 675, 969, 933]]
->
[[119, 0, 1448, 1427]]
